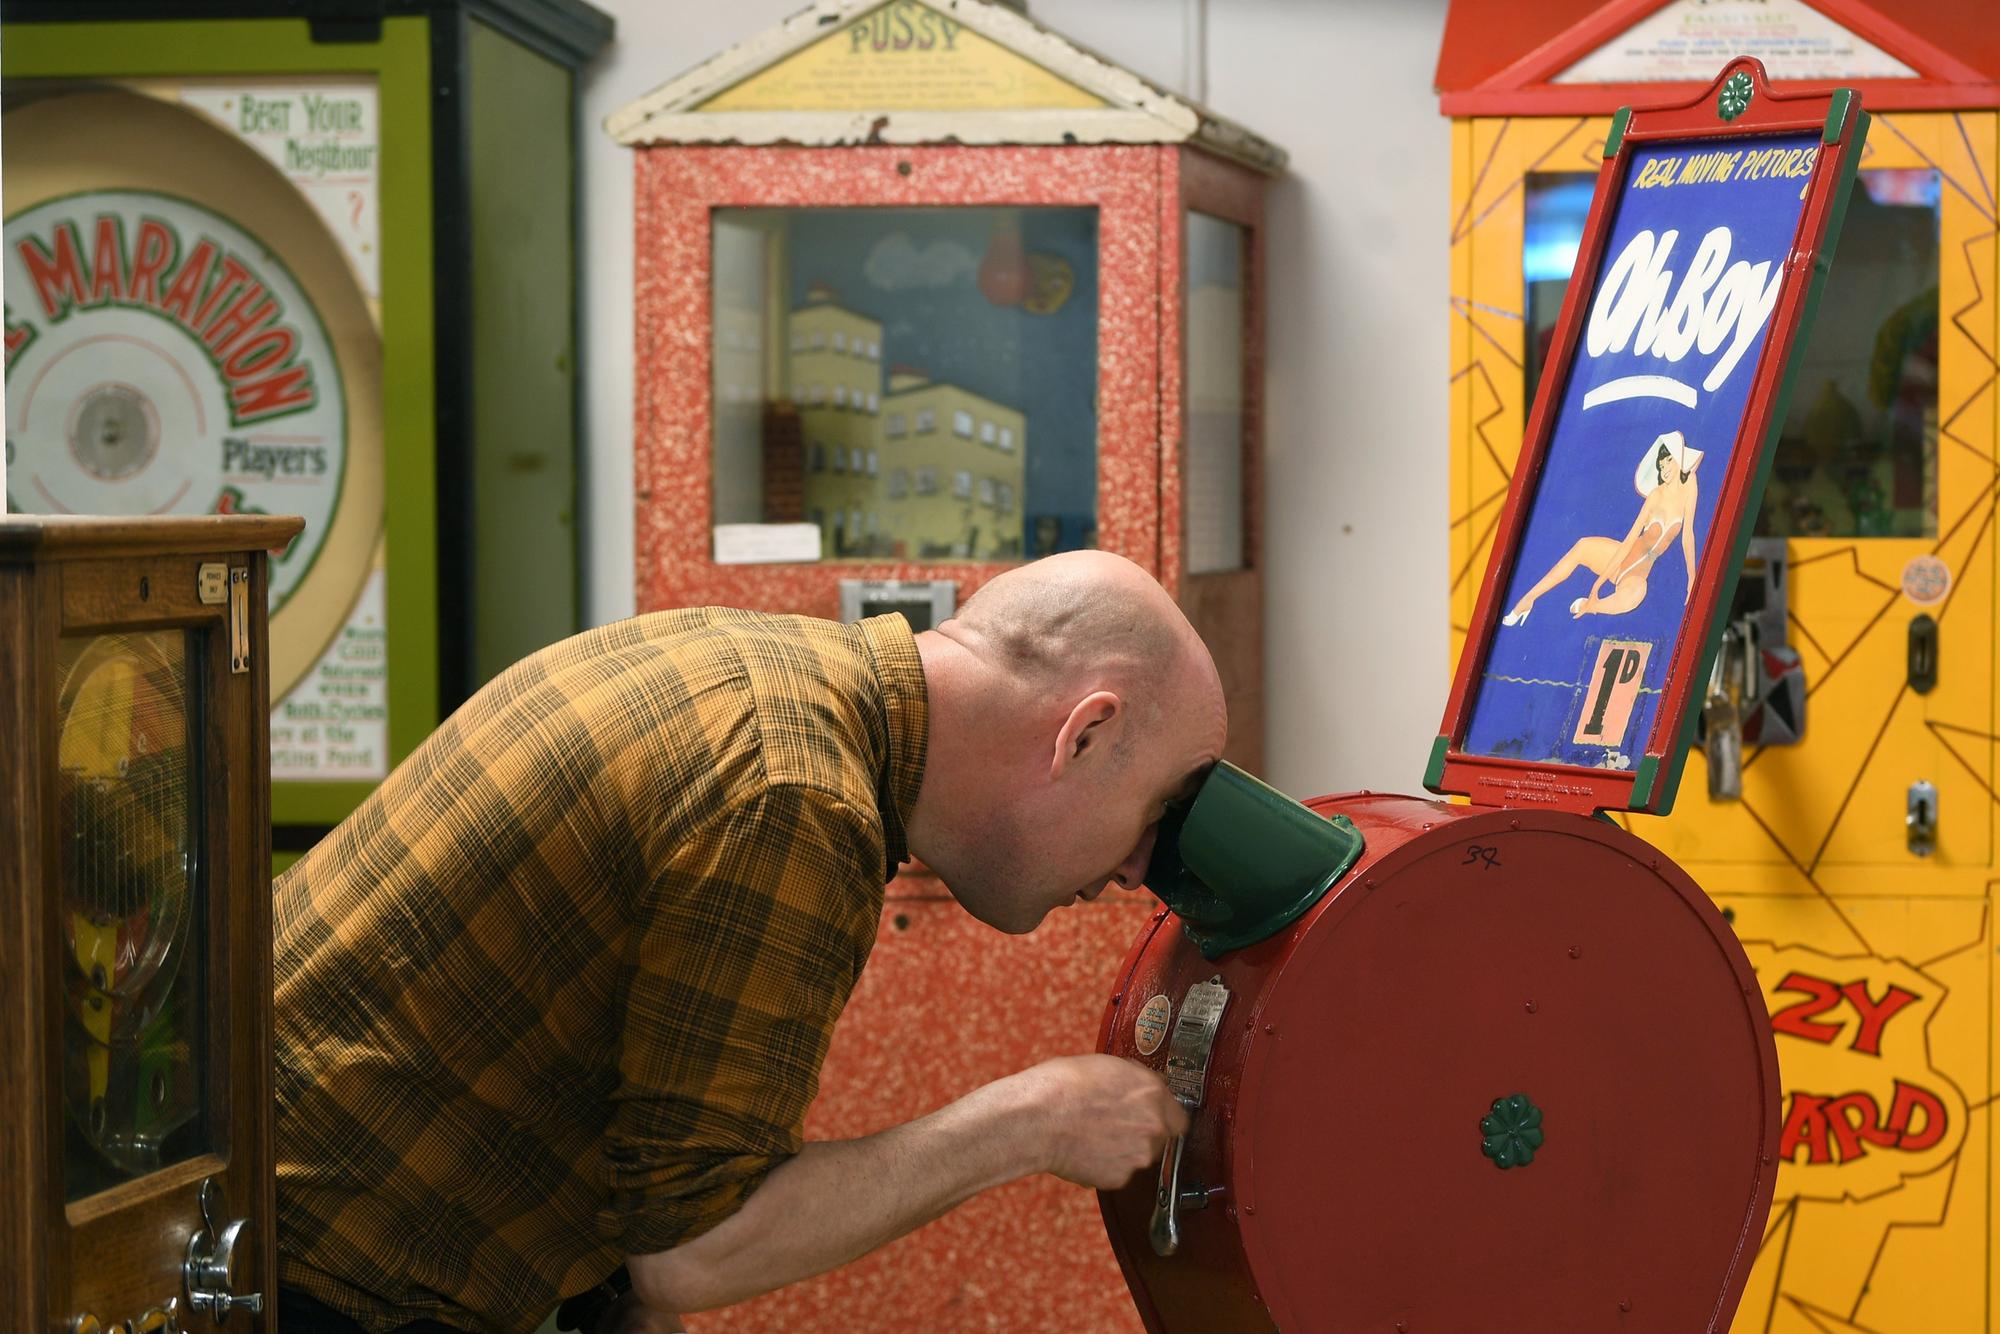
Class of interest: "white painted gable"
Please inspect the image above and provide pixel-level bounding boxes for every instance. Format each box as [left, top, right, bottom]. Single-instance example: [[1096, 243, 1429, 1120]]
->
[[1555, 0, 1918, 84]]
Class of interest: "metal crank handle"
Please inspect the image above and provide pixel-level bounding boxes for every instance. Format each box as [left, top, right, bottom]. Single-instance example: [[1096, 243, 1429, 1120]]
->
[[1150, 1096, 1218, 1258], [1149, 1129, 1188, 1257]]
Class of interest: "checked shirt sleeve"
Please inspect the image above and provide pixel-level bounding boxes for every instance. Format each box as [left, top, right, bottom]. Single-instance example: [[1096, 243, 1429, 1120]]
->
[[595, 783, 882, 1256]]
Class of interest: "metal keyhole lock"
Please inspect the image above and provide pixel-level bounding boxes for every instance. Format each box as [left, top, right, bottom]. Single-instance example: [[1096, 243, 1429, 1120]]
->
[[184, 1177, 264, 1323], [1702, 622, 1754, 801], [1906, 780, 1938, 858]]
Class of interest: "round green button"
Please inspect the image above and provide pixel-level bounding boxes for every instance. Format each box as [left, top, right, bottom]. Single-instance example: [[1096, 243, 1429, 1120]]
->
[[1481, 1093, 1545, 1170]]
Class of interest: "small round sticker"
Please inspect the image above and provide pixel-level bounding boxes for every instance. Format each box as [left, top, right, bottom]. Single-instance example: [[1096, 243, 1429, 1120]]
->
[[1902, 555, 1951, 607], [1134, 994, 1172, 1056]]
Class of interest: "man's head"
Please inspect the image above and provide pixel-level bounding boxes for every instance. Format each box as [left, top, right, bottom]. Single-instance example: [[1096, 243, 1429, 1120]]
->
[[907, 551, 1227, 933]]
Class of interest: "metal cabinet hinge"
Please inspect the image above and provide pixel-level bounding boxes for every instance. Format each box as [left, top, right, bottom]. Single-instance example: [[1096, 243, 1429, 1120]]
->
[[228, 568, 250, 674]]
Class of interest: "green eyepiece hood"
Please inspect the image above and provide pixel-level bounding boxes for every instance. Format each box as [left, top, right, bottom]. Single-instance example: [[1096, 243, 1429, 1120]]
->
[[1144, 761, 1364, 960]]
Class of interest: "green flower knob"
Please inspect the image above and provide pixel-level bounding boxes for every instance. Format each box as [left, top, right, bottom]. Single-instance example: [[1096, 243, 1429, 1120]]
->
[[1718, 71, 1754, 122], [1480, 1093, 1545, 1169]]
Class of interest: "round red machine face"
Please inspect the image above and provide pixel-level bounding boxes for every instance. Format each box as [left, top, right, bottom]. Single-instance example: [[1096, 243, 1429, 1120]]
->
[[1099, 794, 1779, 1334]]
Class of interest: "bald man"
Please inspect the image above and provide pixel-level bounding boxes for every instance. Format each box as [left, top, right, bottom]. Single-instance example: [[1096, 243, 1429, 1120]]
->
[[273, 552, 1223, 1334]]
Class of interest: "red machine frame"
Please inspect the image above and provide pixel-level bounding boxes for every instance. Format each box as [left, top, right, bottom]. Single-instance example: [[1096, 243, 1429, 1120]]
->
[[633, 142, 1269, 618], [1437, 0, 1997, 117], [1428, 59, 1867, 817]]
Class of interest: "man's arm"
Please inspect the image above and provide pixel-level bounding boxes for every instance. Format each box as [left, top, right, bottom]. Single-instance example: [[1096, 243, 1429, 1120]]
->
[[626, 1054, 1185, 1317]]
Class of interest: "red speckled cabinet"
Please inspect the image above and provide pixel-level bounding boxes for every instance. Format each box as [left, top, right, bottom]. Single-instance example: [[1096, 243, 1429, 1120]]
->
[[627, 143, 1274, 769], [609, 2, 1284, 1327]]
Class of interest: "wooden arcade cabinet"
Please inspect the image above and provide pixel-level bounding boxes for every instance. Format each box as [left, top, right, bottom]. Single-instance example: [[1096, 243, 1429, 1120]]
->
[[3, 515, 300, 1334], [2, 0, 612, 860]]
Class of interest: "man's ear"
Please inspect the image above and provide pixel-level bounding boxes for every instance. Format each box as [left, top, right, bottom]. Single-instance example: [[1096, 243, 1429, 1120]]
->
[[1050, 690, 1123, 780]]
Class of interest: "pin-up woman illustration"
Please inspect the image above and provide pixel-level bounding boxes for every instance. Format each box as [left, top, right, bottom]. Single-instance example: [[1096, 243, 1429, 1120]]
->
[[1501, 430, 1702, 626]]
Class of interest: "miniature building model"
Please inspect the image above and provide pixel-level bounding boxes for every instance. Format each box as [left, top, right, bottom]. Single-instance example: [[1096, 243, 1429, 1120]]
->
[[783, 286, 1028, 561]]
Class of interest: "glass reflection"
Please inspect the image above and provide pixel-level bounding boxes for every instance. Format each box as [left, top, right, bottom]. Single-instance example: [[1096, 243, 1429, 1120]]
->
[[1186, 212, 1247, 574], [712, 207, 1099, 562], [58, 630, 206, 1200], [1523, 168, 1942, 539]]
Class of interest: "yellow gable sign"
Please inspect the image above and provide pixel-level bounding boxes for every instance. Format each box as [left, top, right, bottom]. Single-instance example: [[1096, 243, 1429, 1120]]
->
[[699, 0, 1106, 114]]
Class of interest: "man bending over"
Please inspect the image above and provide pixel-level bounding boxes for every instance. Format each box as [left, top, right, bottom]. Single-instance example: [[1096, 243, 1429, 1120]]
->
[[273, 550, 1224, 1332]]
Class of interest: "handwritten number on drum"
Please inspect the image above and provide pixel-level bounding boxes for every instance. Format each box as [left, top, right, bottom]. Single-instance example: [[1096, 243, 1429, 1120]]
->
[[1462, 844, 1501, 870]]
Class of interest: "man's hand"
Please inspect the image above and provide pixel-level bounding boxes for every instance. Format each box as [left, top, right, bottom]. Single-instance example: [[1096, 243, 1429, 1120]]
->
[[624, 1054, 1185, 1313], [1011, 1054, 1188, 1190]]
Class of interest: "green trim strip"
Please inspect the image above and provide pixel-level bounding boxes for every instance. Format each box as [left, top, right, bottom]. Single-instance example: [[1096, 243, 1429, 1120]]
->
[[1604, 107, 1632, 160], [1631, 755, 1660, 811], [1424, 734, 1451, 791], [1822, 88, 1854, 145]]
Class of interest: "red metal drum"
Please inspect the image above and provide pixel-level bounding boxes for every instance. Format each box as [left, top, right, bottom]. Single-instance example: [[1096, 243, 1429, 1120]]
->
[[1098, 792, 1779, 1333]]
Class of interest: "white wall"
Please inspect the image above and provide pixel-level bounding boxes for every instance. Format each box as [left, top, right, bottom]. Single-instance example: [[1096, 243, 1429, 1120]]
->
[[578, 0, 1452, 797], [576, 0, 801, 631]]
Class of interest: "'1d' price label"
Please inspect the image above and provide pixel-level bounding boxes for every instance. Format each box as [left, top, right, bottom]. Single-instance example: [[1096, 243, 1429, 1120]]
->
[[1572, 639, 1653, 748]]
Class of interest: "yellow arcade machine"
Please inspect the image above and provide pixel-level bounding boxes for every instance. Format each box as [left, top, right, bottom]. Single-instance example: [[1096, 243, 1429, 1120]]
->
[[1437, 3, 1997, 1330]]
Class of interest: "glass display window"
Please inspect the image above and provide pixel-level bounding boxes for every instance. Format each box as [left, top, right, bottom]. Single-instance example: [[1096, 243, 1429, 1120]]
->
[[710, 205, 1099, 563], [1184, 211, 1248, 574]]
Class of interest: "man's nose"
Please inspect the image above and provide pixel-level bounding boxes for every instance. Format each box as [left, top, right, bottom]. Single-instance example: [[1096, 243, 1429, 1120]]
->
[[1112, 825, 1159, 889]]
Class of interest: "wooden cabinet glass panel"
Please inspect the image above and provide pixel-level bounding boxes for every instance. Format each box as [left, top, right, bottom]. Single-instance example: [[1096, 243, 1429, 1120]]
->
[[4, 515, 294, 1334], [58, 628, 210, 1203]]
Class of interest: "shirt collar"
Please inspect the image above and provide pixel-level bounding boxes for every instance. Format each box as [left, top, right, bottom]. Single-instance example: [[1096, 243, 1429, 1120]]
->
[[855, 614, 929, 878]]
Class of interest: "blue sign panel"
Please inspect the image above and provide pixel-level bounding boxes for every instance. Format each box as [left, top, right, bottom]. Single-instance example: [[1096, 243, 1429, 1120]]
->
[[1464, 134, 1817, 769]]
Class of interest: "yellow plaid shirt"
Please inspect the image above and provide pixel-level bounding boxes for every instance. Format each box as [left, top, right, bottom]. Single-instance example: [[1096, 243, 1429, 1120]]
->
[[273, 609, 928, 1332]]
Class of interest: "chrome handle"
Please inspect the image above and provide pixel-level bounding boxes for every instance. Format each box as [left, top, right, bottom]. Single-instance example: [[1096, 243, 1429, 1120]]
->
[[1149, 1125, 1188, 1257], [184, 1179, 263, 1324], [1147, 1096, 1220, 1258]]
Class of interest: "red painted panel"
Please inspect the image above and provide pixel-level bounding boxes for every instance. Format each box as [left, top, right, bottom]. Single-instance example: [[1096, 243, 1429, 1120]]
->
[[1099, 796, 1779, 1333], [632, 144, 1164, 621], [1435, 0, 2000, 114]]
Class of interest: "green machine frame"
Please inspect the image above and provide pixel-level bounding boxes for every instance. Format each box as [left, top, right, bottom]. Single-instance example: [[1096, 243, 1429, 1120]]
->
[[3, 0, 612, 854]]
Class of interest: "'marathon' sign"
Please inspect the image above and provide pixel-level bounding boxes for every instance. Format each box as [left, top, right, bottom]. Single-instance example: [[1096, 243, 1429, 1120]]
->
[[4, 190, 347, 612]]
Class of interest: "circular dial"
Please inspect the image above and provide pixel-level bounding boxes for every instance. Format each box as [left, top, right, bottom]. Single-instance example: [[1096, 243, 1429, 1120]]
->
[[5, 89, 384, 702], [7, 189, 348, 614]]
